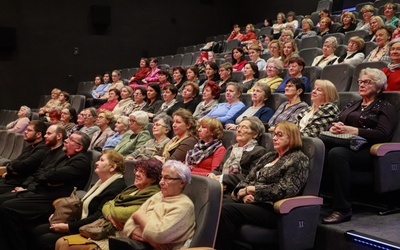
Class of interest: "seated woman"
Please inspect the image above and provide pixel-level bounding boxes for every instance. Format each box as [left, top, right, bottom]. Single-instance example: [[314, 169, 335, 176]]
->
[[279, 29, 294, 43], [112, 86, 134, 120], [98, 88, 120, 113], [92, 74, 111, 99], [267, 40, 282, 61], [156, 109, 198, 163], [198, 62, 220, 93], [272, 13, 286, 39], [336, 12, 357, 34], [382, 38, 400, 91], [285, 11, 298, 30], [225, 82, 274, 130], [218, 63, 234, 93], [215, 122, 309, 250], [193, 81, 221, 120], [141, 58, 160, 86], [321, 68, 397, 224], [250, 58, 283, 93], [103, 116, 130, 150], [58, 91, 71, 110], [239, 24, 257, 43], [33, 150, 127, 250], [366, 16, 384, 42], [142, 83, 162, 121], [69, 110, 85, 136], [103, 70, 124, 100], [296, 79, 340, 137], [318, 17, 331, 37], [333, 36, 365, 66], [268, 78, 308, 132], [120, 160, 195, 250], [154, 84, 180, 117], [295, 18, 317, 39], [383, 3, 399, 28], [114, 111, 151, 157], [356, 4, 374, 31], [60, 107, 77, 133], [203, 82, 245, 126], [275, 57, 311, 93], [183, 65, 200, 89], [311, 36, 338, 68], [38, 88, 61, 116], [48, 109, 63, 125], [240, 62, 259, 93], [120, 87, 147, 118], [89, 110, 115, 151], [281, 39, 299, 68], [125, 114, 172, 161], [364, 26, 392, 63], [172, 81, 200, 114], [208, 117, 268, 193], [248, 45, 266, 71], [172, 66, 187, 91], [186, 118, 226, 176], [227, 24, 242, 41], [54, 158, 162, 250], [6, 106, 31, 134], [80, 107, 100, 139], [129, 58, 150, 89], [157, 70, 172, 89], [232, 47, 247, 72]]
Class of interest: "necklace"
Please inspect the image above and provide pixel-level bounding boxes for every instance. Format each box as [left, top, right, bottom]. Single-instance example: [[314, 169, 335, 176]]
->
[[361, 101, 372, 111]]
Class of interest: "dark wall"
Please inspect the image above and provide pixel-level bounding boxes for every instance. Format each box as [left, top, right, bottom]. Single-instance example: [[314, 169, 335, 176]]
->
[[0, 0, 321, 110]]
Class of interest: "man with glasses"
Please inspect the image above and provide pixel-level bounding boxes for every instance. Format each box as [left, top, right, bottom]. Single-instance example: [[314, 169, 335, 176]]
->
[[0, 121, 49, 194], [0, 131, 91, 250]]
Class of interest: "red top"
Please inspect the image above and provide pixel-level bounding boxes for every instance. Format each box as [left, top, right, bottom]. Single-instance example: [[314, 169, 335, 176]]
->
[[98, 100, 119, 112], [382, 68, 400, 91], [190, 146, 227, 176]]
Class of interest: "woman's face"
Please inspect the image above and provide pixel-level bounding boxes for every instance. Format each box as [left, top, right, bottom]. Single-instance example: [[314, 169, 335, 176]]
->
[[163, 88, 175, 103], [186, 69, 196, 81], [18, 107, 27, 118], [375, 29, 390, 47], [108, 91, 118, 101], [103, 74, 110, 83], [114, 118, 128, 133], [347, 40, 359, 52], [158, 73, 167, 83], [280, 33, 291, 43], [268, 43, 280, 57], [266, 63, 279, 77], [322, 41, 335, 57], [172, 115, 189, 138], [283, 42, 294, 56], [205, 64, 215, 78], [236, 120, 256, 146], [77, 111, 85, 124], [94, 76, 102, 86], [159, 167, 184, 198], [182, 85, 196, 101], [233, 49, 242, 61], [225, 85, 240, 103], [384, 5, 395, 17], [129, 116, 142, 133], [83, 110, 96, 126], [134, 89, 145, 103], [390, 42, 400, 63], [311, 84, 327, 104], [95, 154, 115, 176], [320, 18, 327, 29], [273, 126, 290, 153], [302, 21, 310, 31], [96, 113, 109, 128], [147, 86, 157, 100], [173, 70, 183, 81], [358, 74, 380, 98], [251, 86, 267, 104], [245, 25, 251, 33], [248, 49, 259, 61], [219, 67, 230, 81], [202, 86, 215, 102], [198, 123, 213, 142], [208, 52, 214, 61], [152, 119, 168, 138], [149, 60, 157, 69], [243, 64, 255, 78], [60, 109, 71, 123], [134, 167, 156, 190], [51, 91, 59, 100], [369, 18, 380, 32], [342, 15, 351, 25], [284, 82, 300, 97], [111, 72, 120, 82], [277, 15, 284, 24], [287, 15, 294, 22], [288, 62, 302, 77], [362, 9, 373, 21], [120, 87, 131, 99], [139, 59, 147, 68]]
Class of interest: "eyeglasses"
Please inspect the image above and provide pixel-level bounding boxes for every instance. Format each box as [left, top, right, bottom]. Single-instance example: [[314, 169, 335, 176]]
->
[[161, 176, 181, 182], [357, 79, 374, 86], [67, 136, 83, 146], [273, 131, 286, 138], [267, 66, 277, 70], [153, 122, 168, 128]]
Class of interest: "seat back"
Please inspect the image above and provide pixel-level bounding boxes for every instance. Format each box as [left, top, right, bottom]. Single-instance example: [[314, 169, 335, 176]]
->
[[37, 95, 51, 109], [299, 48, 323, 66], [76, 81, 95, 98], [301, 137, 325, 196], [224, 39, 240, 53], [0, 132, 16, 158], [70, 95, 86, 113], [316, 0, 333, 12], [0, 130, 10, 156], [181, 52, 194, 67], [334, 44, 348, 57], [303, 66, 322, 90], [184, 175, 222, 248], [381, 92, 400, 142], [7, 133, 27, 161], [170, 54, 183, 67], [239, 93, 252, 106], [232, 71, 244, 82], [338, 92, 361, 110], [259, 27, 273, 36], [124, 160, 136, 186], [267, 93, 288, 112], [83, 150, 102, 191], [300, 36, 322, 50], [321, 64, 354, 91], [344, 29, 369, 44], [350, 61, 388, 91], [222, 130, 236, 149], [322, 32, 345, 45], [363, 41, 378, 57]]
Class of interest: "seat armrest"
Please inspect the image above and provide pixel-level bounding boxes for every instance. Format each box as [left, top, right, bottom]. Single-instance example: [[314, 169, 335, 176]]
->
[[273, 195, 323, 214], [0, 166, 6, 176], [370, 143, 400, 157]]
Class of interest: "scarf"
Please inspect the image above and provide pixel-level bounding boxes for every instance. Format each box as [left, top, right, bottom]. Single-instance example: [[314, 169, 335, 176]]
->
[[80, 173, 123, 219], [186, 139, 222, 165], [387, 62, 400, 72], [162, 135, 189, 158], [158, 99, 178, 114], [222, 139, 258, 174]]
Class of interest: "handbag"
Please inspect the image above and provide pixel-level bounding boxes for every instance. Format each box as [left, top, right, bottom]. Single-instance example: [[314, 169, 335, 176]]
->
[[319, 131, 368, 151], [50, 187, 82, 224], [79, 217, 115, 240]]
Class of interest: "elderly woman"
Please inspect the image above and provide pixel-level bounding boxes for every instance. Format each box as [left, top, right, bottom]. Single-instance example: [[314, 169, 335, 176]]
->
[[336, 12, 357, 34], [333, 36, 365, 66], [281, 40, 299, 68], [103, 116, 130, 150], [267, 40, 282, 61], [215, 122, 309, 250], [321, 68, 397, 224], [154, 84, 180, 117], [225, 82, 274, 129], [383, 3, 399, 28], [34, 150, 127, 250], [240, 62, 259, 93], [232, 47, 247, 72], [296, 79, 340, 137], [114, 111, 151, 157], [98, 88, 120, 112], [172, 66, 187, 91], [311, 36, 338, 68], [141, 58, 160, 85], [364, 26, 392, 63], [60, 107, 77, 132], [203, 82, 245, 126], [156, 109, 197, 163], [193, 81, 221, 120], [38, 88, 61, 116], [275, 57, 311, 93], [126, 114, 172, 161], [129, 58, 150, 89], [356, 4, 374, 31], [208, 117, 268, 193], [142, 83, 162, 120], [272, 13, 286, 37], [186, 118, 226, 176], [122, 86, 147, 116], [6, 106, 31, 133], [268, 78, 308, 132], [69, 110, 85, 136], [80, 107, 100, 139], [53, 158, 162, 250], [367, 16, 384, 42], [295, 18, 317, 39], [121, 160, 195, 250], [89, 110, 115, 151], [112, 86, 134, 120], [250, 58, 283, 93], [382, 38, 400, 91]]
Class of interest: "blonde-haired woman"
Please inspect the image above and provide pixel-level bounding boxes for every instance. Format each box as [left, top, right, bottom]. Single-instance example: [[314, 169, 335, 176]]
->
[[356, 4, 374, 31], [281, 40, 299, 68], [273, 12, 286, 38], [112, 85, 134, 120], [336, 12, 357, 33], [333, 36, 365, 66]]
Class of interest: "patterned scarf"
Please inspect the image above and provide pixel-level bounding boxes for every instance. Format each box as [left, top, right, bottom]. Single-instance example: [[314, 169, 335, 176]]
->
[[185, 139, 222, 165], [162, 135, 189, 158], [222, 139, 258, 174], [387, 62, 400, 72]]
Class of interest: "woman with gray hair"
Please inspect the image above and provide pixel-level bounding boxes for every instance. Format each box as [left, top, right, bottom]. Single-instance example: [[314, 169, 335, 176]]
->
[[103, 116, 130, 150], [295, 18, 317, 39], [249, 58, 283, 93], [6, 106, 31, 134], [321, 68, 397, 224], [114, 111, 151, 157], [311, 36, 338, 68], [80, 107, 100, 139]]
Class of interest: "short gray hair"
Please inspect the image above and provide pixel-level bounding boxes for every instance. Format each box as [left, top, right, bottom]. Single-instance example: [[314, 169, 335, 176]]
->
[[241, 116, 266, 139], [266, 58, 284, 73], [154, 114, 172, 133], [129, 110, 149, 128], [359, 67, 387, 92], [163, 160, 191, 184], [119, 116, 130, 127], [324, 36, 338, 49], [20, 106, 31, 118]]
